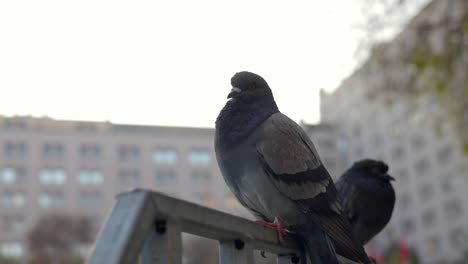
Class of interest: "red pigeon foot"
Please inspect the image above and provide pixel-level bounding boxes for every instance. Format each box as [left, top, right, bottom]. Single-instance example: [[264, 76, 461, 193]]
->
[[256, 216, 287, 242]]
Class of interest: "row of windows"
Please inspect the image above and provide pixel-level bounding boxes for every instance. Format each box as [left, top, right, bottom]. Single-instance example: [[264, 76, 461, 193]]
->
[[1, 214, 25, 233], [400, 224, 466, 256], [0, 168, 212, 185], [399, 199, 464, 235], [0, 189, 222, 209], [398, 174, 461, 210], [0, 168, 98, 185], [0, 191, 103, 209], [2, 142, 212, 165], [0, 241, 23, 258], [364, 132, 454, 169]]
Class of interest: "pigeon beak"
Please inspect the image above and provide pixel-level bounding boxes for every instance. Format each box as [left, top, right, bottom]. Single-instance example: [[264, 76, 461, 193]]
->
[[384, 174, 395, 181], [228, 87, 241, 99]]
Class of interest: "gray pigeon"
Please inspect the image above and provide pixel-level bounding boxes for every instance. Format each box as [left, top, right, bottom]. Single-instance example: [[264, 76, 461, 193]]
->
[[215, 71, 370, 264], [335, 159, 396, 245]]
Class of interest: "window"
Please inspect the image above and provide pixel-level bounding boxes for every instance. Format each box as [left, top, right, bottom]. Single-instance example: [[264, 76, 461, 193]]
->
[[188, 150, 211, 166], [400, 218, 414, 234], [42, 143, 64, 158], [2, 215, 25, 233], [415, 158, 430, 174], [152, 148, 178, 164], [411, 135, 425, 151], [78, 169, 103, 185], [79, 192, 102, 206], [391, 146, 405, 161], [399, 193, 411, 210], [441, 176, 454, 193], [0, 242, 24, 258], [39, 168, 67, 185], [191, 171, 211, 184], [397, 168, 409, 183], [80, 144, 101, 160], [119, 169, 140, 184], [421, 210, 436, 227], [0, 192, 25, 208], [0, 167, 25, 184], [38, 192, 64, 208], [154, 171, 176, 184], [118, 146, 140, 161], [3, 142, 27, 158], [445, 200, 463, 218], [449, 228, 466, 247], [437, 145, 452, 164], [373, 134, 383, 147], [418, 184, 433, 201]]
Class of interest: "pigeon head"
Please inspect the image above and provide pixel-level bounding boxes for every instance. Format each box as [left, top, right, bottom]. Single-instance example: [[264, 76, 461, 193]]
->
[[228, 71, 275, 102], [351, 159, 395, 181], [215, 71, 279, 148]]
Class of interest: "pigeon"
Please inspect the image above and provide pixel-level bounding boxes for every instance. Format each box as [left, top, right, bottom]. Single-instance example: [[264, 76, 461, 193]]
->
[[215, 71, 370, 264], [335, 159, 396, 245]]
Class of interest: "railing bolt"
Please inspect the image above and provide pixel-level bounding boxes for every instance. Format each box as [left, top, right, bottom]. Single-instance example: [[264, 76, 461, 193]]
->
[[155, 220, 167, 234], [291, 254, 300, 263], [234, 239, 245, 250]]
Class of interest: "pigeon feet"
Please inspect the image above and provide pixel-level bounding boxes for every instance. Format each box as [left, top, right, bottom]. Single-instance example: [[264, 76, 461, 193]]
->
[[256, 216, 287, 242]]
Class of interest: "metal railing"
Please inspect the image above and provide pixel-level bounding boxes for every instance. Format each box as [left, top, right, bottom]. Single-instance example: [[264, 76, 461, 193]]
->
[[86, 189, 358, 264]]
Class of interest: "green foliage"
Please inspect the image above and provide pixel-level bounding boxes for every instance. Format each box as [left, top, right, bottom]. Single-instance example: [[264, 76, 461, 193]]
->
[[463, 143, 468, 155], [396, 10, 467, 155], [361, 0, 468, 156], [408, 46, 446, 74]]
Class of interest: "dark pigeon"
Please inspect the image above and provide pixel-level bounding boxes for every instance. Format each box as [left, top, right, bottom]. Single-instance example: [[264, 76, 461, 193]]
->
[[335, 159, 396, 245], [215, 71, 370, 264]]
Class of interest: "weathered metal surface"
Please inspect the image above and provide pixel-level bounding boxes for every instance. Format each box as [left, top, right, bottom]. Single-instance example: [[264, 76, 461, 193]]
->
[[86, 191, 156, 264], [145, 189, 301, 255], [219, 240, 254, 264], [140, 221, 182, 264], [87, 189, 360, 264]]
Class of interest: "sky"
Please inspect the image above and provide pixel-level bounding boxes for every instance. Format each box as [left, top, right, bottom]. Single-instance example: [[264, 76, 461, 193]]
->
[[0, 0, 367, 128]]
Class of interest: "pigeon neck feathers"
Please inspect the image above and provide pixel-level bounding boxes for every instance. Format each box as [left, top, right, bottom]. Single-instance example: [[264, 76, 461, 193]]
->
[[215, 97, 279, 148]]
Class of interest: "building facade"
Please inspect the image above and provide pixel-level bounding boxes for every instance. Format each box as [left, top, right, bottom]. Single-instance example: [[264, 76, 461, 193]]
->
[[321, 53, 467, 264], [320, 0, 468, 261], [0, 115, 347, 260], [0, 116, 246, 259]]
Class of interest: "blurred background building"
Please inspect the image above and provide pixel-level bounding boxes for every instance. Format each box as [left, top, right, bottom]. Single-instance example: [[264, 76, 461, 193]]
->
[[321, 0, 468, 262], [0, 116, 345, 261], [0, 116, 230, 260]]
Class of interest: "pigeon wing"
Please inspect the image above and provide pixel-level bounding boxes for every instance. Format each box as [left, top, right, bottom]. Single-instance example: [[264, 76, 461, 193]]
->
[[256, 113, 369, 263], [335, 177, 360, 225]]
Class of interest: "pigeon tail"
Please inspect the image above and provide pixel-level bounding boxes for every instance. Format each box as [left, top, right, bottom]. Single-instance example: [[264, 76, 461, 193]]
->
[[297, 225, 339, 264]]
